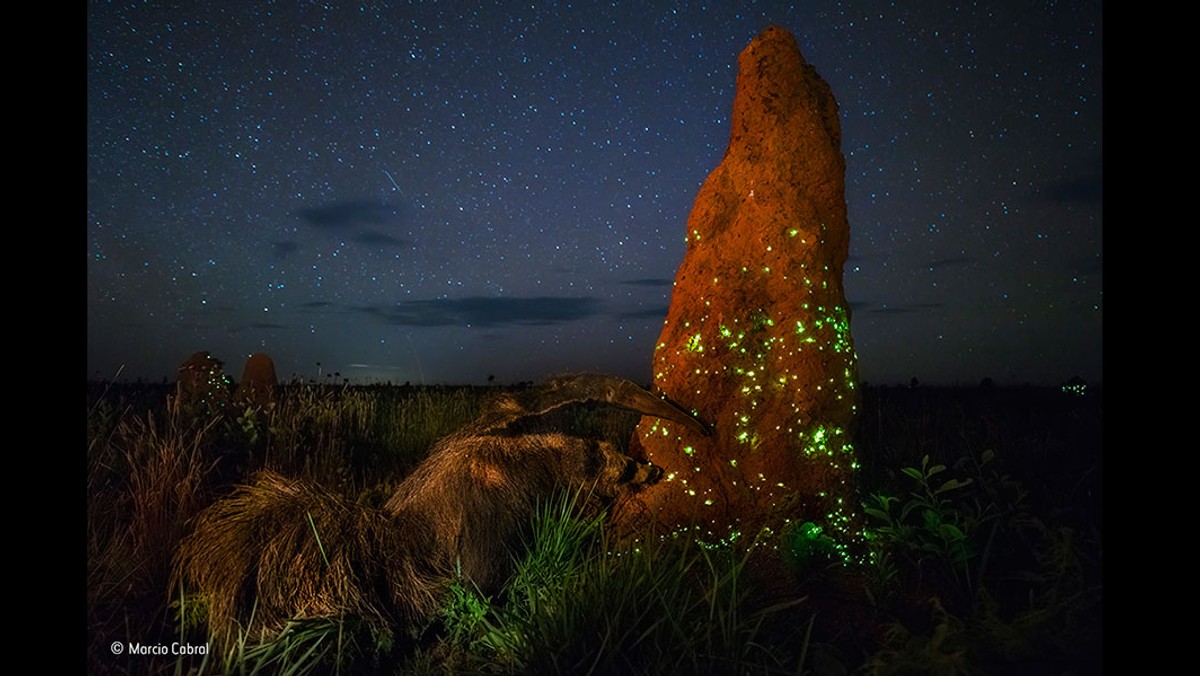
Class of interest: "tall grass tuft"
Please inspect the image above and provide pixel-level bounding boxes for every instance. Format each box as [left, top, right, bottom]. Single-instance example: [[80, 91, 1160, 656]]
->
[[439, 492, 809, 675], [87, 395, 218, 673], [249, 383, 378, 487]]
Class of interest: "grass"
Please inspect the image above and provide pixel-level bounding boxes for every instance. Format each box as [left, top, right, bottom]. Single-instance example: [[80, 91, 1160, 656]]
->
[[428, 495, 808, 675], [87, 394, 219, 673], [86, 379, 1102, 675]]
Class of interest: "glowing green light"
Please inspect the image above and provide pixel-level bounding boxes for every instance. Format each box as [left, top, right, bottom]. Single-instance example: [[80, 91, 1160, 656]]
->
[[1061, 383, 1087, 396], [683, 445, 695, 456], [686, 333, 704, 353]]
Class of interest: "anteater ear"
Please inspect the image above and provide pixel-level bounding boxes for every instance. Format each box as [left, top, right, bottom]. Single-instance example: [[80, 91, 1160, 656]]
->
[[618, 458, 641, 483]]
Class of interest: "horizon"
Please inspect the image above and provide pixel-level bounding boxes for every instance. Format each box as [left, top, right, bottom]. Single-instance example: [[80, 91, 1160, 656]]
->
[[87, 357, 1101, 390]]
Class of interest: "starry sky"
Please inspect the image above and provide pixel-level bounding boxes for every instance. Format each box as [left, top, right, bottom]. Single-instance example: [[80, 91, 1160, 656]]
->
[[87, 1, 1102, 387]]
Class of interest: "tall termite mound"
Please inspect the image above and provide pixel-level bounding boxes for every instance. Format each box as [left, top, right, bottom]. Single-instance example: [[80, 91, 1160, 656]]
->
[[617, 26, 862, 553]]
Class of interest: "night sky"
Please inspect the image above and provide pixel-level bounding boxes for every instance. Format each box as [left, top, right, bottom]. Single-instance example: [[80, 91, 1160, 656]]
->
[[87, 1, 1102, 387]]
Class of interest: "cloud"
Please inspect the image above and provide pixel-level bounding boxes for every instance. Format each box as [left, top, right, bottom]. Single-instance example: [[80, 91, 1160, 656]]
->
[[296, 200, 402, 229], [620, 277, 673, 287], [272, 240, 299, 259], [926, 257, 972, 271], [354, 230, 409, 248], [359, 296, 605, 327]]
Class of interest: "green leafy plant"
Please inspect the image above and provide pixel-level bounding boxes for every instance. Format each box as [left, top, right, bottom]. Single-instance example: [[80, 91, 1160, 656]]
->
[[781, 520, 841, 576], [439, 573, 493, 647], [235, 404, 265, 447], [864, 454, 976, 589]]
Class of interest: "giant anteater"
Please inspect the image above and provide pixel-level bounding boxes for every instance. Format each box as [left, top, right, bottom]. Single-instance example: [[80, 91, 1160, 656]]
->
[[174, 373, 711, 646]]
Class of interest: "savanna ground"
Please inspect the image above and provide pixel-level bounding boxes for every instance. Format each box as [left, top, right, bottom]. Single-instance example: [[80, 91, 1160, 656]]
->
[[86, 378, 1102, 674]]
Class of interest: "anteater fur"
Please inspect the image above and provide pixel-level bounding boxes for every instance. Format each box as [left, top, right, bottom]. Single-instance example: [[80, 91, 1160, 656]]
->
[[174, 374, 710, 647], [175, 470, 443, 647], [383, 432, 663, 595]]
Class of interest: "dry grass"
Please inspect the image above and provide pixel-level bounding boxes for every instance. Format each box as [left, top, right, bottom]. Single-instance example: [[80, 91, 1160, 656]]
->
[[87, 396, 218, 672], [173, 470, 446, 652]]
